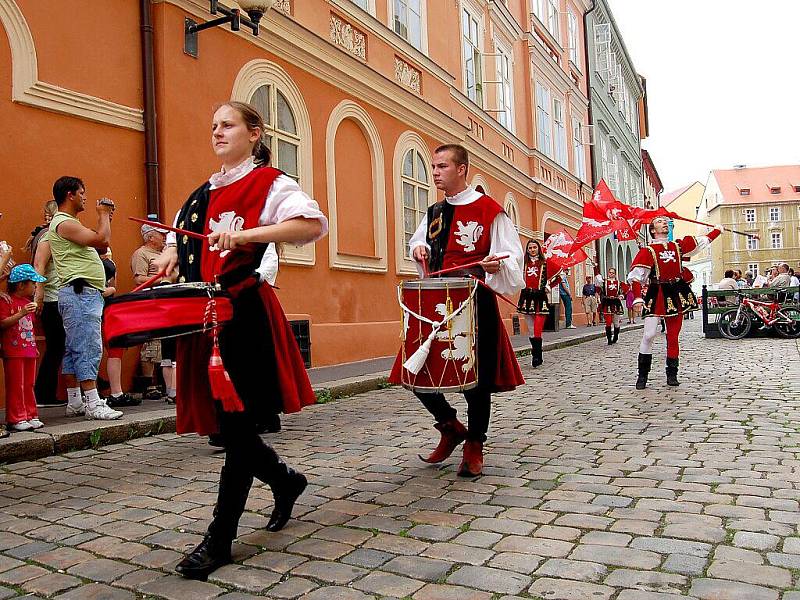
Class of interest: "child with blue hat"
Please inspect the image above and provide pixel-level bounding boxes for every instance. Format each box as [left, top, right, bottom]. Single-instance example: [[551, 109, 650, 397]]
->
[[1, 264, 47, 431]]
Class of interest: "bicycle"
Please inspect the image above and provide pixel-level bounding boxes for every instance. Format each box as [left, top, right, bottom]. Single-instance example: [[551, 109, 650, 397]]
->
[[717, 292, 800, 340]]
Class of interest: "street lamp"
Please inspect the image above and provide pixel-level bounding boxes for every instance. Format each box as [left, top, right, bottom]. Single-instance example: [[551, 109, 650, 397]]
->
[[184, 0, 276, 58]]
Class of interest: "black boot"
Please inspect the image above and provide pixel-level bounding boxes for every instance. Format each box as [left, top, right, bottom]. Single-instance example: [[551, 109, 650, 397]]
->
[[605, 326, 613, 345], [613, 327, 620, 344], [252, 444, 308, 532], [666, 357, 680, 386], [531, 337, 543, 367], [176, 466, 252, 581], [636, 353, 652, 390]]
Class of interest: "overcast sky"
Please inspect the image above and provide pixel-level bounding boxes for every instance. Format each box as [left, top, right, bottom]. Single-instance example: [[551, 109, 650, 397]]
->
[[609, 0, 800, 193]]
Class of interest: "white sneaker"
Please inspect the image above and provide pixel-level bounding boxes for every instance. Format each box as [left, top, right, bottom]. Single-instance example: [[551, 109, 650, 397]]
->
[[8, 421, 33, 431], [85, 402, 123, 421], [566, 325, 577, 329], [66, 402, 86, 417], [28, 418, 45, 429]]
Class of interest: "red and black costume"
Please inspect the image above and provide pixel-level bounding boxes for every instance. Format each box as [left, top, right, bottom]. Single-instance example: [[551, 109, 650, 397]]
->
[[389, 187, 524, 476], [518, 253, 549, 366], [170, 158, 327, 580], [628, 228, 721, 388], [594, 269, 628, 345]]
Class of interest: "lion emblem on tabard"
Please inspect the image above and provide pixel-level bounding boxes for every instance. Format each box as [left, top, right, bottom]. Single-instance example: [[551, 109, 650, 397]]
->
[[209, 210, 245, 257], [454, 220, 484, 252]]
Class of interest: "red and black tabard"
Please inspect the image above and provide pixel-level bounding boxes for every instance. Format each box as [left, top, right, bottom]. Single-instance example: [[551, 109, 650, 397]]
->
[[200, 166, 281, 282], [441, 196, 503, 270], [524, 259, 547, 290], [603, 278, 628, 297], [632, 239, 694, 284]]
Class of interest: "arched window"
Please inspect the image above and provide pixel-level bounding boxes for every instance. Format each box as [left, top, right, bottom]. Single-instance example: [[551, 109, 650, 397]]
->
[[231, 59, 314, 265], [249, 84, 301, 181], [504, 194, 520, 229], [401, 148, 430, 248]]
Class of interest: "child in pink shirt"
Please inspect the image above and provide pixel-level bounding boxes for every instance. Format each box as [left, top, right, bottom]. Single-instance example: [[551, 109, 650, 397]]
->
[[0, 264, 47, 431]]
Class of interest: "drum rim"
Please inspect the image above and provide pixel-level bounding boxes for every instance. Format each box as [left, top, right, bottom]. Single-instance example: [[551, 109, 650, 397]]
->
[[400, 277, 475, 289]]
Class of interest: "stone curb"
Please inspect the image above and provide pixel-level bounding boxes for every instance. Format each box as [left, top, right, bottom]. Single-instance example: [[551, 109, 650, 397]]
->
[[0, 325, 643, 465]]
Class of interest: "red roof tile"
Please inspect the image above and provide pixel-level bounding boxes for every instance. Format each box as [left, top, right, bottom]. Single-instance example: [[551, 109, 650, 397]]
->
[[712, 165, 800, 204]]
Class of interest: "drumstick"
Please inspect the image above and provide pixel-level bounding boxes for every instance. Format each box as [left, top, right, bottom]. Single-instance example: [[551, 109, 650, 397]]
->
[[427, 254, 510, 278], [128, 217, 208, 241], [132, 270, 167, 293], [468, 275, 519, 310]]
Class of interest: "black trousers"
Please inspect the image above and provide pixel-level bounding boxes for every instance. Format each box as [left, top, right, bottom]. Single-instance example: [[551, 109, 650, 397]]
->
[[414, 387, 491, 442], [34, 301, 65, 404], [209, 411, 289, 540]]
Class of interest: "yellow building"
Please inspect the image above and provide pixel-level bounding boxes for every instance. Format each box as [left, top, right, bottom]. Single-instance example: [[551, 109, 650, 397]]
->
[[698, 165, 800, 283]]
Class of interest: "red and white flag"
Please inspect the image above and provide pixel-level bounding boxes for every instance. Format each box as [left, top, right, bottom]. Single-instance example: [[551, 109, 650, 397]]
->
[[573, 180, 637, 249], [543, 230, 589, 276]]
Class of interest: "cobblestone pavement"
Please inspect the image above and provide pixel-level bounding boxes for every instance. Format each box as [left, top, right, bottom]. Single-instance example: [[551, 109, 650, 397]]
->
[[1, 320, 800, 599]]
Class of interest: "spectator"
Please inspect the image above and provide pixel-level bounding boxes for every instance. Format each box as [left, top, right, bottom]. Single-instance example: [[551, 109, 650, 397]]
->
[[32, 201, 65, 407], [48, 176, 122, 420], [744, 271, 754, 287], [766, 265, 779, 286], [734, 269, 747, 288], [99, 247, 140, 408], [789, 268, 800, 303], [0, 265, 47, 431], [131, 223, 175, 400], [771, 263, 791, 288], [626, 285, 636, 324], [559, 270, 576, 329], [717, 269, 739, 291], [581, 275, 597, 326]]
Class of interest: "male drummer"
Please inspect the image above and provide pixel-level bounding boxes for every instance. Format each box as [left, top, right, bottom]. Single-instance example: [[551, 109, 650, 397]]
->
[[389, 144, 524, 477]]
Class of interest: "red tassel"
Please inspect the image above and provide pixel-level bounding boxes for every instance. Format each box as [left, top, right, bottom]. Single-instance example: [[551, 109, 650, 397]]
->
[[208, 345, 244, 412]]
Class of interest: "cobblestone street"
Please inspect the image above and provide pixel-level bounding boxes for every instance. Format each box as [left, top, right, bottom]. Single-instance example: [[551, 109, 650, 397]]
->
[[1, 320, 799, 599]]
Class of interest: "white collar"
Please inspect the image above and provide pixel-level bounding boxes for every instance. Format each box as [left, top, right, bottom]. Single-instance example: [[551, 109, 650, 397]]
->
[[445, 186, 481, 205], [209, 156, 257, 190]]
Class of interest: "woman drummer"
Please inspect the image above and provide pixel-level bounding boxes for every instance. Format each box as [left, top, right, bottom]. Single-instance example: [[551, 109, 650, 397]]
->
[[154, 101, 327, 581], [518, 239, 550, 367]]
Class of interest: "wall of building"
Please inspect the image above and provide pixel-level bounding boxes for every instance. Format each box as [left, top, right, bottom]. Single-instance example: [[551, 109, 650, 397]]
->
[[0, 0, 598, 403]]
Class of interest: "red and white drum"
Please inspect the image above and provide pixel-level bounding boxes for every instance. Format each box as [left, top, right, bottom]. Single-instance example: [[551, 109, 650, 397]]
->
[[103, 282, 233, 348], [397, 277, 478, 393]]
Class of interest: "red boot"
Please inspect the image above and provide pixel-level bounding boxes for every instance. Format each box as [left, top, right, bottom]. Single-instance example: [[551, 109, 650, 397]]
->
[[419, 419, 467, 463], [458, 440, 484, 477]]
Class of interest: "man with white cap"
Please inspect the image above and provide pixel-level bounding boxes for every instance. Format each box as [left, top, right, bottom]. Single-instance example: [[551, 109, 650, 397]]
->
[[131, 222, 177, 402]]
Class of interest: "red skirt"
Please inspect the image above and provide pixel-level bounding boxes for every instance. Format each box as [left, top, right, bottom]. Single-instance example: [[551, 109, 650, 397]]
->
[[389, 284, 523, 393], [175, 282, 316, 435]]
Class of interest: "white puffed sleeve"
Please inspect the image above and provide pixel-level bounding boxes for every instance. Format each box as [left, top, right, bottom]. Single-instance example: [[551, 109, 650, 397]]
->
[[259, 175, 328, 242], [486, 212, 525, 296]]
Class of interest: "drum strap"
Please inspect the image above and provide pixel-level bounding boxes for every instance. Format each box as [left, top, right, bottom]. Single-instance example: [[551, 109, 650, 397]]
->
[[398, 283, 478, 375], [426, 201, 454, 273]]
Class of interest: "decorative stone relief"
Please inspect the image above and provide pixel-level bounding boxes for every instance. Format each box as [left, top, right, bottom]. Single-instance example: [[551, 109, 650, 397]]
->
[[329, 13, 366, 60], [394, 57, 421, 94], [273, 0, 291, 13]]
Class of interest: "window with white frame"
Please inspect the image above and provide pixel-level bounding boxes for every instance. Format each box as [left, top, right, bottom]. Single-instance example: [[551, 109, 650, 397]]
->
[[608, 151, 619, 194], [771, 232, 783, 249], [769, 206, 781, 222], [351, 0, 370, 10], [572, 118, 586, 181], [393, 0, 424, 50], [401, 148, 431, 250], [532, 0, 545, 21], [747, 235, 759, 251], [621, 163, 629, 202], [567, 11, 579, 66], [553, 97, 567, 168], [462, 8, 483, 106], [744, 208, 756, 223], [250, 84, 301, 181], [495, 43, 514, 132], [748, 263, 759, 277], [600, 136, 608, 182], [535, 82, 552, 157], [594, 22, 611, 77], [546, 0, 559, 42]]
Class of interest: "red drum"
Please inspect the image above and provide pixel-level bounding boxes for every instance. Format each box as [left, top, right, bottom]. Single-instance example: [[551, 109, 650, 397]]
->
[[103, 282, 233, 348], [397, 278, 478, 393]]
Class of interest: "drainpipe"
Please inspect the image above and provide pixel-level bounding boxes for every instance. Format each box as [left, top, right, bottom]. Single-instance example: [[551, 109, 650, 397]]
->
[[140, 0, 160, 218], [582, 0, 601, 268]]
